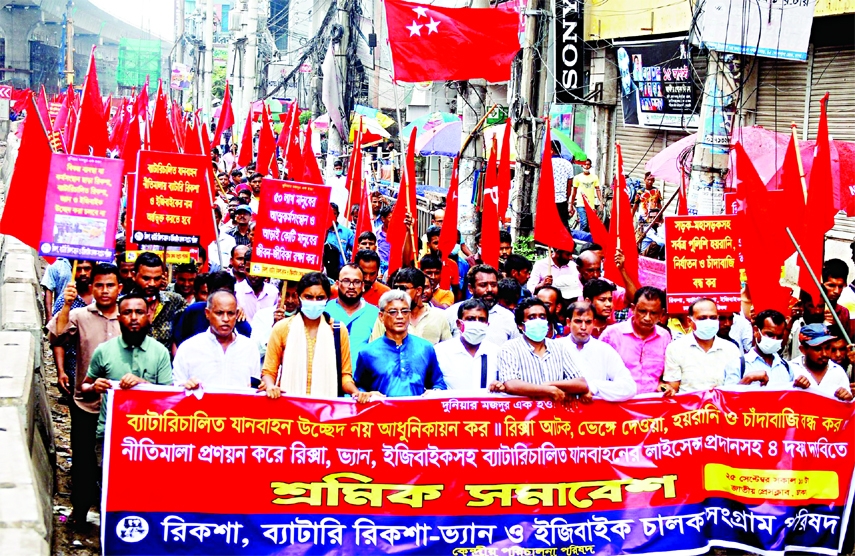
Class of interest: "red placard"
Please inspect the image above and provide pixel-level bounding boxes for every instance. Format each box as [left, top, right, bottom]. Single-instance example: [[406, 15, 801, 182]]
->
[[250, 179, 331, 280], [131, 150, 211, 247], [665, 215, 741, 314], [39, 154, 124, 262]]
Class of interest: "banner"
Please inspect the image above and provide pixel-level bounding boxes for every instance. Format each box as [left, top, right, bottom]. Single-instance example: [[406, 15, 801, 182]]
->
[[616, 39, 699, 129], [553, 0, 584, 104], [39, 153, 124, 262], [131, 151, 211, 247], [249, 179, 331, 280], [102, 388, 855, 555], [665, 215, 741, 314]]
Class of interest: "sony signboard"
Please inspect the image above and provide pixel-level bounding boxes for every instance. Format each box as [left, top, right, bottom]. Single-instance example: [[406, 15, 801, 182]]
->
[[554, 0, 585, 104]]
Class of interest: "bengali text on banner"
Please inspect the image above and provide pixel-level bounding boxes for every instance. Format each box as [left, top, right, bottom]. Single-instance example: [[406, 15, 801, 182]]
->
[[249, 179, 331, 280], [665, 215, 741, 314], [131, 151, 212, 247], [102, 388, 854, 555], [39, 153, 124, 262]]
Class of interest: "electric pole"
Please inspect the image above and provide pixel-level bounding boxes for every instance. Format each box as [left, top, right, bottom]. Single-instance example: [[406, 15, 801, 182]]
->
[[174, 0, 185, 105], [686, 52, 742, 215], [326, 0, 351, 176], [64, 0, 75, 87], [512, 0, 547, 238], [244, 0, 260, 109], [203, 0, 214, 124]]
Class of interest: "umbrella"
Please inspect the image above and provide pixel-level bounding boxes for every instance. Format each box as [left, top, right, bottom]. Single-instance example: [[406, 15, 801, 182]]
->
[[414, 120, 462, 157], [355, 104, 395, 128], [645, 126, 790, 184], [402, 112, 459, 138], [349, 114, 390, 145], [483, 123, 517, 162], [551, 128, 587, 161]]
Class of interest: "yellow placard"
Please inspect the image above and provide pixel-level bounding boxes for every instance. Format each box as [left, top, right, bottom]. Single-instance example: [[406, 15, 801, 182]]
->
[[250, 262, 313, 281], [704, 463, 838, 500]]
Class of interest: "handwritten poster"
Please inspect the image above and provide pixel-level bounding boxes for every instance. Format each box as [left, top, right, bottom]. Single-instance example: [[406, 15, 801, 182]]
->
[[250, 179, 331, 280], [39, 154, 124, 262], [665, 216, 741, 313], [131, 151, 211, 247]]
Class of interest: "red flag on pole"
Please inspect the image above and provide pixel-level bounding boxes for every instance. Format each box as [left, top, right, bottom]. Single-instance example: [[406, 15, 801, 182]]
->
[[583, 196, 620, 283], [133, 77, 150, 121], [384, 0, 519, 82], [496, 118, 511, 221], [300, 121, 324, 184], [36, 86, 52, 132], [800, 93, 836, 300], [438, 157, 460, 289], [346, 131, 364, 210], [103, 94, 112, 121], [776, 125, 807, 253], [480, 138, 500, 269], [388, 127, 419, 274], [237, 111, 254, 168], [533, 123, 575, 252], [257, 104, 276, 176], [120, 116, 142, 178], [353, 186, 374, 261], [149, 80, 178, 153], [71, 47, 108, 156], [0, 96, 53, 249], [676, 171, 688, 216], [212, 80, 234, 148], [610, 144, 639, 289]]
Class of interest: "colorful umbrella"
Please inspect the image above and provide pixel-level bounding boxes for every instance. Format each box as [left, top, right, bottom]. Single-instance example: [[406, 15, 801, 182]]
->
[[355, 105, 395, 128], [414, 119, 462, 157], [551, 128, 587, 162], [349, 115, 390, 145], [402, 111, 459, 138]]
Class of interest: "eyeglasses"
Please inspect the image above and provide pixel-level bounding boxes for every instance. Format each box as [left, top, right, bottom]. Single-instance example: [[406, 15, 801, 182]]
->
[[385, 309, 411, 317], [340, 279, 363, 287]]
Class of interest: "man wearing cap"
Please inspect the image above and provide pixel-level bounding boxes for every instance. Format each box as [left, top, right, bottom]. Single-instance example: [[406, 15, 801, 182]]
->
[[227, 204, 253, 247], [789, 323, 853, 401]]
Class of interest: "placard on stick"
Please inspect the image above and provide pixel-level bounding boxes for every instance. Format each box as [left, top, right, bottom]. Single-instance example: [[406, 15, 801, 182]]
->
[[39, 153, 124, 262], [665, 215, 741, 314], [250, 179, 331, 280], [131, 151, 210, 247]]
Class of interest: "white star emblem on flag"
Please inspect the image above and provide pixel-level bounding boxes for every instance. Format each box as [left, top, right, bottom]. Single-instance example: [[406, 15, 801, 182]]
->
[[406, 21, 423, 36], [425, 18, 440, 34], [412, 6, 428, 18]]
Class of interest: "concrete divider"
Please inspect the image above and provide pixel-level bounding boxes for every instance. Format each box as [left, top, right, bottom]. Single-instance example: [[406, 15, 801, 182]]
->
[[0, 126, 54, 553]]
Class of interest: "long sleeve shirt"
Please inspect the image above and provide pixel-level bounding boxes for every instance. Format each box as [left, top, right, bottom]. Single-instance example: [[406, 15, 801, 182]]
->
[[561, 337, 637, 401], [354, 335, 446, 396]]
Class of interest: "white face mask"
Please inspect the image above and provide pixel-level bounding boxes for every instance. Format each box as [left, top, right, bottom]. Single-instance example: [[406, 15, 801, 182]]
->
[[460, 321, 488, 345], [757, 334, 783, 355]]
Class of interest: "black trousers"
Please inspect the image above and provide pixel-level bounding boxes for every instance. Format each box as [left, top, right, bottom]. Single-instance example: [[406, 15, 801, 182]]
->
[[70, 402, 101, 516]]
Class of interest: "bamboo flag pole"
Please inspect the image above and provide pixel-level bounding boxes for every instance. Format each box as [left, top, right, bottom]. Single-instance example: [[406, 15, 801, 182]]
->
[[791, 122, 808, 202], [198, 117, 224, 269]]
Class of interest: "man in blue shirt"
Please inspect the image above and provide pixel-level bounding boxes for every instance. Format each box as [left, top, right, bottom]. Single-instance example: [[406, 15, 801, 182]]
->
[[325, 202, 355, 270], [325, 264, 379, 367], [354, 290, 446, 397]]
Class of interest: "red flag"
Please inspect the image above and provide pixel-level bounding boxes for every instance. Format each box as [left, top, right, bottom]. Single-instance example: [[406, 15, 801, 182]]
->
[[497, 118, 511, 221], [733, 142, 792, 314], [384, 0, 518, 82], [133, 77, 150, 121], [300, 121, 323, 184], [120, 116, 142, 178], [71, 47, 108, 156], [676, 171, 688, 216], [149, 81, 178, 153], [256, 104, 276, 176], [172, 102, 186, 152], [610, 144, 639, 288], [53, 86, 73, 136], [0, 96, 53, 249], [213, 81, 234, 148], [534, 124, 575, 252], [36, 86, 52, 132], [777, 126, 806, 252], [388, 127, 419, 274], [583, 196, 620, 283], [438, 157, 460, 289], [103, 94, 112, 121], [237, 112, 254, 168], [353, 185, 374, 261], [346, 131, 364, 209], [480, 138, 500, 269], [281, 103, 303, 180], [800, 93, 836, 299]]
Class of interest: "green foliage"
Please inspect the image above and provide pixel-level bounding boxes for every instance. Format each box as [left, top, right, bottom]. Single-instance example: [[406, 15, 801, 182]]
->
[[212, 66, 227, 100], [514, 235, 537, 261], [299, 111, 312, 125]]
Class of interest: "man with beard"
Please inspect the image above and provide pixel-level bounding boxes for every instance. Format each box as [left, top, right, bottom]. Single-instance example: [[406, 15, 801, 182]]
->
[[51, 259, 94, 399], [81, 292, 172, 460], [560, 301, 636, 401], [325, 264, 380, 366], [173, 290, 260, 390], [47, 263, 121, 529], [445, 265, 520, 345], [527, 248, 579, 298], [235, 251, 279, 322], [169, 263, 198, 305], [132, 252, 186, 353], [535, 285, 565, 339], [352, 249, 390, 306], [583, 279, 617, 338], [116, 252, 136, 293]]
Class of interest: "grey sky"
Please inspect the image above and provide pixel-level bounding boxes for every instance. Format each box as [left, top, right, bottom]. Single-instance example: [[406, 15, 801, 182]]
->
[[91, 0, 175, 41]]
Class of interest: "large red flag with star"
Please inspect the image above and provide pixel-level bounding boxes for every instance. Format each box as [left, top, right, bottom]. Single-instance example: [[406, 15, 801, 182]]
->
[[384, 0, 519, 82]]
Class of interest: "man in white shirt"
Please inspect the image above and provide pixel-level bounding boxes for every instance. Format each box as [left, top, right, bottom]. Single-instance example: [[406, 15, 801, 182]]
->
[[790, 323, 853, 401], [327, 159, 349, 226], [527, 249, 580, 297], [235, 251, 279, 322], [435, 299, 499, 391], [561, 301, 637, 401], [663, 298, 741, 394], [173, 290, 261, 390], [445, 264, 520, 346]]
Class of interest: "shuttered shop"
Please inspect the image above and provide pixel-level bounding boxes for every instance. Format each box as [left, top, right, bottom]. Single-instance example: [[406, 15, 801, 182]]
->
[[808, 46, 855, 141], [753, 57, 809, 134]]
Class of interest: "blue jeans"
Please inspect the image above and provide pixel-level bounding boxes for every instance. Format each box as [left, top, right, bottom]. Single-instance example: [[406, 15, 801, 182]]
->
[[576, 205, 590, 232]]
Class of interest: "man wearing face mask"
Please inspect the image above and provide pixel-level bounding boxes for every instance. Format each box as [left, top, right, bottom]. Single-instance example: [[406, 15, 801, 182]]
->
[[789, 324, 853, 401], [723, 310, 792, 387], [662, 298, 741, 395], [435, 299, 500, 391], [561, 301, 636, 401], [445, 265, 520, 345], [494, 298, 589, 402]]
